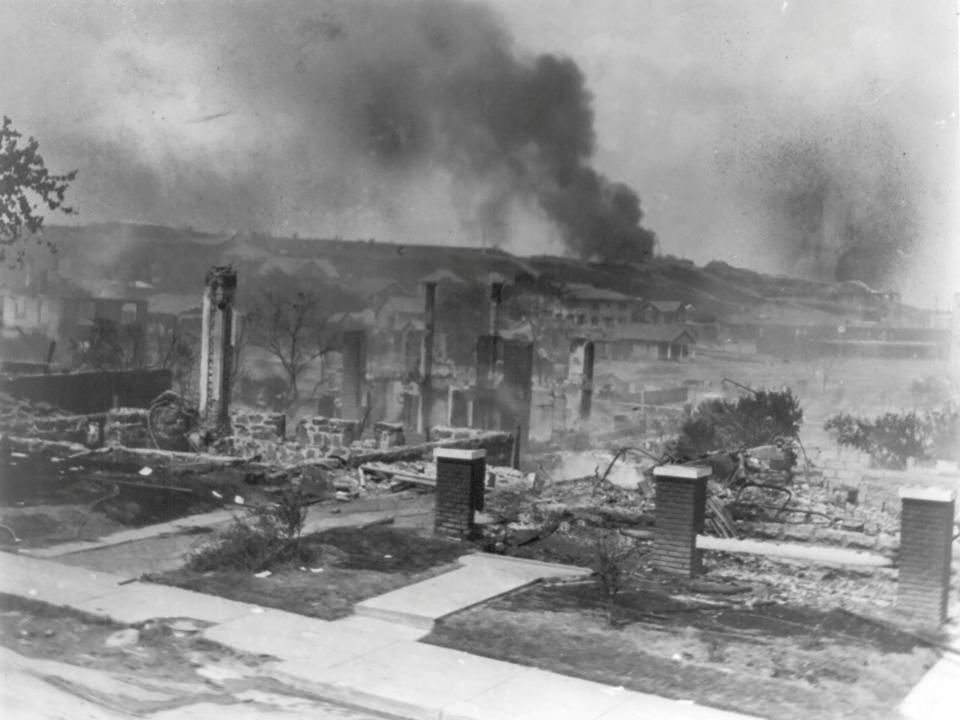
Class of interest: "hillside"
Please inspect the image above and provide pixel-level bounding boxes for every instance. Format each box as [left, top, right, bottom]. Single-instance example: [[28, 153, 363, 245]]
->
[[0, 223, 914, 325]]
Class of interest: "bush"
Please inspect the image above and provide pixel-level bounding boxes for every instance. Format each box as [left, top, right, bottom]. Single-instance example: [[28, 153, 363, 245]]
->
[[825, 403, 959, 469], [267, 489, 308, 539], [186, 492, 313, 573], [674, 388, 803, 457]]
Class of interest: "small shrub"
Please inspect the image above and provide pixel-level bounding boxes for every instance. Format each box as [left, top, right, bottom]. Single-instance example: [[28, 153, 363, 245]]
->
[[264, 489, 307, 539], [186, 505, 315, 573], [595, 522, 626, 599]]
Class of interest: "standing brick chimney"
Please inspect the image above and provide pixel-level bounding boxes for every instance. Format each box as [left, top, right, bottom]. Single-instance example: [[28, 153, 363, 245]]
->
[[489, 280, 504, 336], [421, 281, 437, 435], [199, 265, 237, 434]]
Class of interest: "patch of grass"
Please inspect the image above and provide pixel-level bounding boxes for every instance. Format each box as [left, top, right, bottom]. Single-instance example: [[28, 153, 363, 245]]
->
[[157, 564, 457, 620], [423, 582, 939, 720], [155, 524, 467, 620], [311, 524, 465, 572]]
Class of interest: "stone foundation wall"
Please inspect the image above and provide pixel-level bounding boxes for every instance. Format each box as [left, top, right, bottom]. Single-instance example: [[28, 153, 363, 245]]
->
[[231, 412, 286, 441], [104, 408, 151, 447], [295, 417, 360, 449]]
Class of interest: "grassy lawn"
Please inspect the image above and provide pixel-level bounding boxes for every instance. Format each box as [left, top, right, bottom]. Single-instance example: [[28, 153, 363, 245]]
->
[[152, 524, 467, 620], [424, 579, 939, 720]]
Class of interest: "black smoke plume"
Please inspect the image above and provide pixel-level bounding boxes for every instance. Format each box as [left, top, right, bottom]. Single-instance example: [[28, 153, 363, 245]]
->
[[324, 1, 656, 260]]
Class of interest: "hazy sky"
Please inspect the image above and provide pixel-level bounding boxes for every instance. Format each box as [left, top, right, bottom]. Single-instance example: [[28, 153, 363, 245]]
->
[[1, 0, 957, 306]]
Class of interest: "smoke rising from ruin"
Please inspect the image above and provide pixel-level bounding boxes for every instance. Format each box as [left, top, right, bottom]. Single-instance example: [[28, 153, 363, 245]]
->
[[0, 0, 954, 298], [0, 0, 655, 261]]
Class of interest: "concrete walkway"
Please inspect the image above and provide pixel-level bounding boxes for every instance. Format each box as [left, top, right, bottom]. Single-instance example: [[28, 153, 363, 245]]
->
[[355, 553, 591, 628], [0, 551, 760, 720]]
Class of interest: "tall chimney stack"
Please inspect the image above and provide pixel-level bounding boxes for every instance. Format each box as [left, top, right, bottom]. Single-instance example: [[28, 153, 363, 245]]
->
[[199, 266, 237, 434], [489, 280, 504, 337], [421, 281, 437, 436], [579, 340, 595, 422]]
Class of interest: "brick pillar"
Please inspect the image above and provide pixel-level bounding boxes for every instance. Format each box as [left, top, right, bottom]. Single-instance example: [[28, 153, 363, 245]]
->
[[653, 465, 710, 575], [341, 329, 366, 421], [501, 339, 533, 443], [898, 487, 955, 626], [579, 340, 595, 421], [434, 448, 486, 540], [475, 335, 500, 429]]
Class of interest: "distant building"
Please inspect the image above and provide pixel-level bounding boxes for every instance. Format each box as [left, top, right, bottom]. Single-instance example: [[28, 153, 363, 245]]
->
[[636, 300, 692, 325], [0, 293, 148, 365], [1, 294, 62, 334], [554, 284, 641, 328], [833, 280, 900, 322], [601, 324, 697, 361]]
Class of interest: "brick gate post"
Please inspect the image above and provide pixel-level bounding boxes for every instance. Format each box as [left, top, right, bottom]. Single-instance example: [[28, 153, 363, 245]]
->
[[653, 464, 710, 576], [898, 487, 955, 626], [434, 448, 486, 540]]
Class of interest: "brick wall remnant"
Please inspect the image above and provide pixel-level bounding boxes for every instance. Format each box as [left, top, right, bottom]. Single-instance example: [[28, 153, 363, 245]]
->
[[341, 329, 366, 422], [374, 421, 404, 449], [474, 334, 500, 430], [1, 369, 171, 415], [501, 339, 534, 444], [897, 486, 955, 626], [653, 464, 710, 576], [579, 340, 595, 421], [434, 448, 486, 540]]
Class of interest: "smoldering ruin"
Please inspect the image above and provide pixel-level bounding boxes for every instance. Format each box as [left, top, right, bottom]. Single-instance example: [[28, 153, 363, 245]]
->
[[1, 1, 958, 719]]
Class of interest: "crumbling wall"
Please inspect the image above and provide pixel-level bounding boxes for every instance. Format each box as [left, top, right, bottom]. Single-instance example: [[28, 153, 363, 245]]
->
[[1, 369, 172, 414], [230, 412, 286, 442], [103, 408, 151, 447], [295, 417, 360, 449]]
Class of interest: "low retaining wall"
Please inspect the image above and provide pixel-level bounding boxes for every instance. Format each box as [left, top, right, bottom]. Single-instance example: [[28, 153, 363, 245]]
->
[[740, 520, 899, 553], [231, 412, 286, 441], [1, 369, 171, 414], [296, 417, 360, 448]]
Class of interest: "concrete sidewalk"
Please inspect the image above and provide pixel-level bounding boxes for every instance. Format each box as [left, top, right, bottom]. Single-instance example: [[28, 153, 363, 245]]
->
[[899, 620, 960, 720], [0, 551, 760, 720]]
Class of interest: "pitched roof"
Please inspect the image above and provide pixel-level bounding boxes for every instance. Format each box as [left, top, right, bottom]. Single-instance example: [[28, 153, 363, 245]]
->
[[257, 257, 339, 279], [353, 278, 413, 301], [644, 300, 686, 313], [380, 295, 424, 316], [419, 269, 466, 285], [606, 324, 696, 344], [147, 293, 202, 317], [565, 283, 634, 302]]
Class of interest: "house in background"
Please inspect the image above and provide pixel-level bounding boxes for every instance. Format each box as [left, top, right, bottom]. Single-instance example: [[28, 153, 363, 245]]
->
[[636, 300, 692, 325], [602, 324, 697, 361], [556, 284, 641, 328], [1, 294, 62, 335], [1, 294, 149, 366]]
